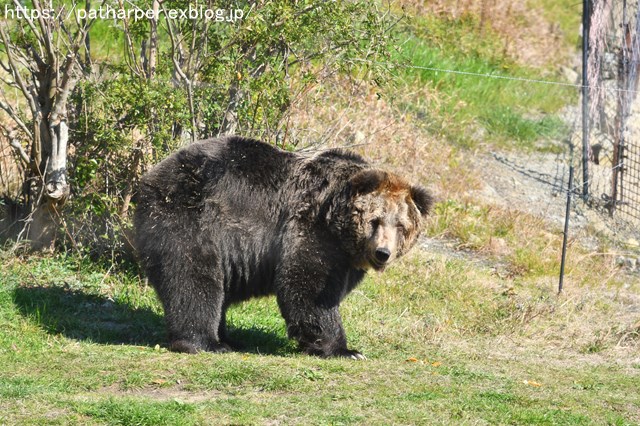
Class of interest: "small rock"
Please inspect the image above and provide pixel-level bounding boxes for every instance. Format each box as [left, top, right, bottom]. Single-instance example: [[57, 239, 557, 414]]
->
[[489, 237, 510, 256], [616, 256, 638, 270], [561, 66, 580, 84], [350, 130, 366, 144], [626, 238, 639, 249]]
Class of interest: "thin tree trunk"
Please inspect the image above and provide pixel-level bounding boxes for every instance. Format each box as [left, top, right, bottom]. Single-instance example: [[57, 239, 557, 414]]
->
[[0, 0, 91, 249], [148, 0, 159, 80]]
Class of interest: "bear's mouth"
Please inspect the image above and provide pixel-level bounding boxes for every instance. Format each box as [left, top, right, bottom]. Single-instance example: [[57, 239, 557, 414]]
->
[[368, 257, 387, 272]]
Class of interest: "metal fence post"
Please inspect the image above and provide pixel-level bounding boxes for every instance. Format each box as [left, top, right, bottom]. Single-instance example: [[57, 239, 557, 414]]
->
[[582, 0, 591, 201]]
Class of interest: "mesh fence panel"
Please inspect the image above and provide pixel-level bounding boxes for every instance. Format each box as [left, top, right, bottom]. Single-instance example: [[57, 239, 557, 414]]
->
[[584, 0, 640, 231]]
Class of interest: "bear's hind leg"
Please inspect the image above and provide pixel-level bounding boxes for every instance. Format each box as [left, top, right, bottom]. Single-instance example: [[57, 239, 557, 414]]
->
[[215, 308, 242, 350], [161, 270, 231, 354]]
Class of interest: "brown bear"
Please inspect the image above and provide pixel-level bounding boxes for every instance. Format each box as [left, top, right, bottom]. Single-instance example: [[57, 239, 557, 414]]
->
[[134, 136, 431, 359]]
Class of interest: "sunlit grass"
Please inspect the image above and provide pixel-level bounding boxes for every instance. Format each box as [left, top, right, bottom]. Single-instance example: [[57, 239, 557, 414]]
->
[[394, 15, 575, 150], [1, 249, 638, 424]]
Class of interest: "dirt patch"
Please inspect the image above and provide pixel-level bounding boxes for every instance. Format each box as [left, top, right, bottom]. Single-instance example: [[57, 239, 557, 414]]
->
[[469, 150, 583, 229], [91, 383, 225, 403]]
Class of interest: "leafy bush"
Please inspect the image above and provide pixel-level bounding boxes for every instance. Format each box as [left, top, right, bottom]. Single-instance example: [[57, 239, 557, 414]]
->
[[54, 0, 395, 257]]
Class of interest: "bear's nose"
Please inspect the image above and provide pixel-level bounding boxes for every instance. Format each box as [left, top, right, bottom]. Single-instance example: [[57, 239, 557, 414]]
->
[[375, 248, 391, 263]]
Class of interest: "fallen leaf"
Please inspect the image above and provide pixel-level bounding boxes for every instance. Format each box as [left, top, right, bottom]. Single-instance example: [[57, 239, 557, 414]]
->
[[406, 357, 419, 363], [431, 361, 442, 367], [502, 287, 517, 297], [523, 380, 542, 387]]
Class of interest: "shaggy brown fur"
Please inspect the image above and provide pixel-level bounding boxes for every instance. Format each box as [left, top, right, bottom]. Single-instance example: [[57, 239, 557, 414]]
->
[[134, 136, 432, 359]]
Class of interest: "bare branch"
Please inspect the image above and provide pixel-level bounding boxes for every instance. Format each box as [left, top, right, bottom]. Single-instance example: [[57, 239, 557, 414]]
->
[[31, 0, 56, 65], [0, 98, 33, 140], [11, 0, 46, 55], [193, 12, 212, 74], [117, 0, 143, 78], [27, 44, 48, 73], [1, 125, 31, 168], [80, 1, 91, 70], [9, 139, 31, 168], [8, 49, 38, 77], [0, 76, 17, 89], [0, 56, 10, 73], [50, 55, 80, 124], [164, 9, 196, 142], [49, 19, 88, 124], [147, 0, 160, 80], [0, 24, 39, 116]]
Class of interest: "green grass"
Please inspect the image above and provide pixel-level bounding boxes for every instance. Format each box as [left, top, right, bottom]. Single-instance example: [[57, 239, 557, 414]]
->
[[427, 199, 568, 277], [394, 14, 575, 150], [1, 251, 638, 425]]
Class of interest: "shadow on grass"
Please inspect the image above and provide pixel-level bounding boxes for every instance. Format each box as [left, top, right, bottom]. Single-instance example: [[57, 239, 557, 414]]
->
[[13, 285, 293, 355], [226, 326, 294, 357], [13, 285, 165, 347]]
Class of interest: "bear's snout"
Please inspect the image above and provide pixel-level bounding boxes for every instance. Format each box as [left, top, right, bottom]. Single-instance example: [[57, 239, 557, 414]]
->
[[375, 247, 391, 263]]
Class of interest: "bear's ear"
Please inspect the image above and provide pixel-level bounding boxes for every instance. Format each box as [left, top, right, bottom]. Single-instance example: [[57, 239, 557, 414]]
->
[[349, 169, 387, 195], [410, 185, 433, 217]]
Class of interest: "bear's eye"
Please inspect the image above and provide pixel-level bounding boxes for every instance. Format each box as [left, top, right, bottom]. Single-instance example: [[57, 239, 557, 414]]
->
[[370, 219, 381, 229], [396, 224, 406, 234]]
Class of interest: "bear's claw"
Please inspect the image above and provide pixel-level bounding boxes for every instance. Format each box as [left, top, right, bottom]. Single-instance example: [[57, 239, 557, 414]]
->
[[350, 352, 367, 361], [334, 348, 367, 360]]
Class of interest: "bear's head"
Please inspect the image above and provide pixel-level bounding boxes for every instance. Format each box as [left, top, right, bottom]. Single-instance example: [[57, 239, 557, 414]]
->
[[347, 169, 432, 271]]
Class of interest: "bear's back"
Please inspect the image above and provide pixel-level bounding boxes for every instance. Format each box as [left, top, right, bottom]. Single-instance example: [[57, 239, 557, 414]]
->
[[136, 137, 298, 217], [136, 137, 373, 228], [134, 137, 301, 301]]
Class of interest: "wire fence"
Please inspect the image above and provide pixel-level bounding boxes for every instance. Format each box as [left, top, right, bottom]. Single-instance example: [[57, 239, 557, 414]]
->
[[583, 0, 640, 230]]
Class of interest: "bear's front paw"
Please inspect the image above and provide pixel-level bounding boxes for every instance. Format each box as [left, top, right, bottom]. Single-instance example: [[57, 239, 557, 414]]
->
[[332, 348, 367, 360], [207, 342, 233, 353]]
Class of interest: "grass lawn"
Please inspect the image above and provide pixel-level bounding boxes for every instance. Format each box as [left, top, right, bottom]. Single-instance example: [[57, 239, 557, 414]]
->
[[1, 250, 638, 425], [392, 5, 577, 151]]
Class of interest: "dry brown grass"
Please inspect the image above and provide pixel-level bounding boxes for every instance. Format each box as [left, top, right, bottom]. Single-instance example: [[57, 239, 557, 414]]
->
[[350, 242, 639, 375], [394, 0, 569, 69], [287, 76, 480, 200]]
